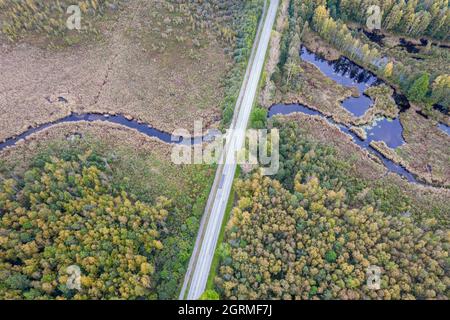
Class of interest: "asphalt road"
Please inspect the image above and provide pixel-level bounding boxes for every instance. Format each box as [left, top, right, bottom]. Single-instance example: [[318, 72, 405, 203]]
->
[[180, 0, 279, 300]]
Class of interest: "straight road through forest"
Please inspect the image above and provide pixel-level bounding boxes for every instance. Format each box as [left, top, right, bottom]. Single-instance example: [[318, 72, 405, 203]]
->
[[180, 0, 280, 300]]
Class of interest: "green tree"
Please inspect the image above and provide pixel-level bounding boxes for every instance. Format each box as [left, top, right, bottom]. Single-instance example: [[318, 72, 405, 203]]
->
[[407, 73, 430, 102], [200, 290, 220, 300], [250, 107, 268, 129]]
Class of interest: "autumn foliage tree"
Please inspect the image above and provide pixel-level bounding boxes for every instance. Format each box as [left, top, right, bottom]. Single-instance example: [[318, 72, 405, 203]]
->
[[407, 73, 430, 102], [0, 152, 171, 299], [217, 172, 448, 300], [215, 122, 449, 300]]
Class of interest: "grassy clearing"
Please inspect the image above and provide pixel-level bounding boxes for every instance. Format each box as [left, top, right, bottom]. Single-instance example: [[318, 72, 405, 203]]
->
[[0, 0, 264, 142], [266, 26, 449, 187]]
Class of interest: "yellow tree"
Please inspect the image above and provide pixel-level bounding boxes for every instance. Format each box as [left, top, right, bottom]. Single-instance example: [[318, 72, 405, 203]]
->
[[312, 5, 329, 35], [384, 62, 394, 78]]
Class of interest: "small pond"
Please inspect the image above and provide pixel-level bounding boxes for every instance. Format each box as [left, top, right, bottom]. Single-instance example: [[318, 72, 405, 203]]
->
[[268, 103, 415, 182], [300, 46, 377, 117]]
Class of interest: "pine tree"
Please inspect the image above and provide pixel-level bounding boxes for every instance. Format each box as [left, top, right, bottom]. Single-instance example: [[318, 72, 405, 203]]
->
[[382, 1, 405, 30]]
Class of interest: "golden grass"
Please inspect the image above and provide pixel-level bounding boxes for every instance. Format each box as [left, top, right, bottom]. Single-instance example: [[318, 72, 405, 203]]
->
[[0, 0, 233, 142]]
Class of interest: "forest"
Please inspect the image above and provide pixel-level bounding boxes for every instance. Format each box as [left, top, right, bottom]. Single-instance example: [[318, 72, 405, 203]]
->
[[214, 120, 449, 299], [217, 0, 264, 125], [0, 151, 170, 299]]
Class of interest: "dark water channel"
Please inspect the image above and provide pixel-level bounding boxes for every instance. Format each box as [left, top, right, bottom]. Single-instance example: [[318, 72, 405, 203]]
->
[[0, 113, 213, 151], [0, 48, 440, 185]]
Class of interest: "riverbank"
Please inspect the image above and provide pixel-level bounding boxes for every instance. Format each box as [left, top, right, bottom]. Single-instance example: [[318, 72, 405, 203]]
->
[[268, 38, 449, 187]]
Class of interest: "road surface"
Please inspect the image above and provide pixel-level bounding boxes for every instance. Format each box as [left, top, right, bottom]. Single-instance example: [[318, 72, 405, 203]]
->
[[179, 0, 279, 300]]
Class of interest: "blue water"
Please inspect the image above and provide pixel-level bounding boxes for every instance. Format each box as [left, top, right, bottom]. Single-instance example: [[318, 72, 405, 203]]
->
[[0, 113, 213, 151], [269, 103, 322, 117], [341, 95, 375, 117], [300, 46, 378, 117], [365, 118, 405, 148], [274, 48, 415, 181], [438, 123, 450, 136], [300, 47, 378, 93], [268, 103, 416, 183]]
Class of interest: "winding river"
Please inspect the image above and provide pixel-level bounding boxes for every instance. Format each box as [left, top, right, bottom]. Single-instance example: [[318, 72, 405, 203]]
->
[[269, 103, 415, 182], [0, 47, 439, 185], [0, 113, 213, 151]]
